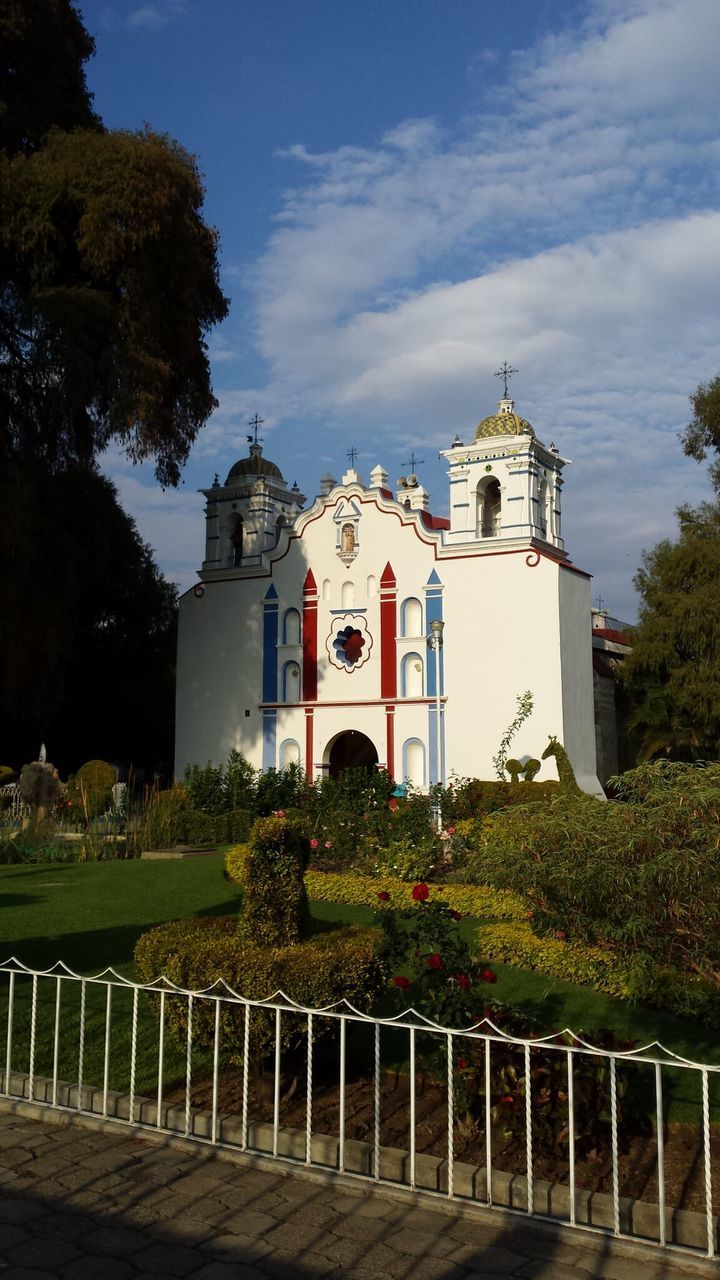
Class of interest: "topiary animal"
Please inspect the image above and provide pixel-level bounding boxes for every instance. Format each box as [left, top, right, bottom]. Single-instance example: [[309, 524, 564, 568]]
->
[[541, 736, 581, 793]]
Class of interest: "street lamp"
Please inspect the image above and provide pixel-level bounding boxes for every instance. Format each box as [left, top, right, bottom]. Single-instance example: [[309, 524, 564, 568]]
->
[[429, 619, 445, 830]]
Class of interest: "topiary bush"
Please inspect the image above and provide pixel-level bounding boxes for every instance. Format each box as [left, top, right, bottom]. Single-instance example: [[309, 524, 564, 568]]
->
[[442, 777, 560, 823], [239, 814, 310, 946], [73, 759, 116, 819], [134, 915, 385, 1063]]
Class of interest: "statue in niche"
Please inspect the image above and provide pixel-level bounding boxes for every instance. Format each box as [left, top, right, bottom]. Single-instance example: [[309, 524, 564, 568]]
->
[[341, 523, 355, 554]]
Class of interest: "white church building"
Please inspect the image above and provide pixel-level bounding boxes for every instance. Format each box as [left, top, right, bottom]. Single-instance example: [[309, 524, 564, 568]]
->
[[175, 393, 602, 794]]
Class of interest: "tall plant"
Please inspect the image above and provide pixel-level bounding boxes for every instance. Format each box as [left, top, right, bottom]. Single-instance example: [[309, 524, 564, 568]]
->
[[492, 691, 534, 781]]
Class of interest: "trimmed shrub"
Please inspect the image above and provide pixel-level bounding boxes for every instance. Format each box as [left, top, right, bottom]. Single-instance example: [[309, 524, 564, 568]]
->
[[73, 759, 116, 818], [224, 849, 526, 920], [477, 921, 720, 1026], [134, 915, 385, 1062], [239, 815, 310, 946], [442, 778, 561, 823]]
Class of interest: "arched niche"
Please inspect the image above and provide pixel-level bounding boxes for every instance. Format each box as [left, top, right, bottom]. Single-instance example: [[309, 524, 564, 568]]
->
[[401, 652, 424, 698], [231, 514, 244, 566], [367, 574, 377, 598], [400, 596, 423, 637], [282, 661, 301, 704], [322, 578, 331, 601], [282, 608, 301, 645], [341, 580, 355, 609], [402, 738, 426, 789], [279, 739, 300, 769]]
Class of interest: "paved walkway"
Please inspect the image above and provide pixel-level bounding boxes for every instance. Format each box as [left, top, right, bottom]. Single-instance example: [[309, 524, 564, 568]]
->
[[0, 1108, 714, 1280]]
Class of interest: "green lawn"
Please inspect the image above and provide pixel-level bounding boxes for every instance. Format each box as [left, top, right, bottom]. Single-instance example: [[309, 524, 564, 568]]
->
[[0, 857, 718, 1120]]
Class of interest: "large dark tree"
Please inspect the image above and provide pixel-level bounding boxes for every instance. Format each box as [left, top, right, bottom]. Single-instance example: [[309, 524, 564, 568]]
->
[[0, 0, 228, 773], [1, 462, 178, 775]]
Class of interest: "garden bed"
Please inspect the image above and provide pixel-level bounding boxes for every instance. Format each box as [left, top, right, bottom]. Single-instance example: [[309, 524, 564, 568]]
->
[[166, 1063, 720, 1217]]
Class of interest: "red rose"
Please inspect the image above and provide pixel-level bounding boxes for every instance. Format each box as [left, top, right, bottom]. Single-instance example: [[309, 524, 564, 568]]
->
[[499, 1094, 514, 1105], [481, 968, 497, 984], [377, 891, 390, 901], [393, 975, 411, 989], [310, 838, 319, 849], [457, 974, 471, 990], [450, 909, 462, 921], [275, 810, 286, 818], [411, 883, 430, 901], [456, 1057, 468, 1070], [426, 953, 443, 970], [447, 826, 456, 835], [525, 909, 534, 918]]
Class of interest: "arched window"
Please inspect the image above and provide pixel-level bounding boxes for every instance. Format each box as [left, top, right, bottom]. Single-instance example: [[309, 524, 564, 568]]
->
[[282, 661, 301, 704], [341, 580, 355, 608], [402, 738, 426, 789], [282, 608, 301, 645], [401, 652, 424, 698], [367, 574, 377, 598], [279, 739, 300, 768], [322, 578, 331, 601], [231, 515, 244, 566], [400, 597, 423, 637], [275, 513, 287, 545], [476, 477, 502, 538]]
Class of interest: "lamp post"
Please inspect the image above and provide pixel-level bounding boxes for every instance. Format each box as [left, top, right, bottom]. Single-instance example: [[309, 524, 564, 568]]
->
[[429, 618, 445, 830]]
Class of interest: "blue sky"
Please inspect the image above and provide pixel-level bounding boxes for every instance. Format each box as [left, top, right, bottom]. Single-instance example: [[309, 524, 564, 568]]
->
[[81, 0, 720, 621]]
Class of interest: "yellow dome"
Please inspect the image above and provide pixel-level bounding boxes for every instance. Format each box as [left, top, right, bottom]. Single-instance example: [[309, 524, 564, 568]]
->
[[475, 406, 534, 440]]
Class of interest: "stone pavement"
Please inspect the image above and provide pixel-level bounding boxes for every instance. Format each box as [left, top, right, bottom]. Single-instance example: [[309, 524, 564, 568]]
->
[[0, 1108, 715, 1280]]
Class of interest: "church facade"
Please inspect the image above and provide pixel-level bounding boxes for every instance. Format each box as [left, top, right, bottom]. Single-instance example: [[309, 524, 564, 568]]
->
[[175, 395, 602, 793]]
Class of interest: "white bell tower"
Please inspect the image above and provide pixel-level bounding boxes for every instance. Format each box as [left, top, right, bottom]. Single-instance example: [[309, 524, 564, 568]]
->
[[439, 390, 568, 554]]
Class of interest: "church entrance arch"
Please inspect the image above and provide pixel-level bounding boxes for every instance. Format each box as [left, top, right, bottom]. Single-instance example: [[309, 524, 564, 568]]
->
[[326, 730, 379, 779]]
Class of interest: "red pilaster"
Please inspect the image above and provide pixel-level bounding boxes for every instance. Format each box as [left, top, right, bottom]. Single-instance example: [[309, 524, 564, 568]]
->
[[304, 708, 314, 782], [380, 561, 397, 700], [385, 705, 395, 780], [302, 568, 318, 702]]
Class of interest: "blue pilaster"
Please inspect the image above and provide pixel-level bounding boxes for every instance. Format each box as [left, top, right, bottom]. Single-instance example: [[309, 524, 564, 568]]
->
[[262, 584, 279, 704]]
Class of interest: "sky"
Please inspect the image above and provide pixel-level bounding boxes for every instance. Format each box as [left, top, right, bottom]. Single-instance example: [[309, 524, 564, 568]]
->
[[80, 0, 720, 622]]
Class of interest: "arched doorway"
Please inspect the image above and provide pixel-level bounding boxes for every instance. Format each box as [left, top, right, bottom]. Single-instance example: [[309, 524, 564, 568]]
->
[[327, 731, 378, 778]]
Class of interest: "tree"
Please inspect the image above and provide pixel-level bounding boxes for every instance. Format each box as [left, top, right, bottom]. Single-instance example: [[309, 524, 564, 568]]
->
[[683, 373, 720, 494], [622, 502, 720, 761], [0, 462, 178, 775], [1, 1, 228, 485]]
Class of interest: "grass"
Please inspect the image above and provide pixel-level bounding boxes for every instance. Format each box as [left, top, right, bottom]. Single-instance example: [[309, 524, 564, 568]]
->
[[0, 857, 718, 1124]]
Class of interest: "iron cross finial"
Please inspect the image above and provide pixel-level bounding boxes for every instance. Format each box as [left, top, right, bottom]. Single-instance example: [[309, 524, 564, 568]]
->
[[346, 446, 359, 467], [247, 413, 264, 447], [403, 452, 425, 472], [494, 361, 518, 397]]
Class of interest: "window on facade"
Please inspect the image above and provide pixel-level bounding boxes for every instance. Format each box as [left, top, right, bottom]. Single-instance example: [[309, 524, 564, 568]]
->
[[231, 515, 244, 566], [367, 574, 377, 597], [401, 597, 423, 637], [341, 580, 355, 608], [322, 578, 331, 601]]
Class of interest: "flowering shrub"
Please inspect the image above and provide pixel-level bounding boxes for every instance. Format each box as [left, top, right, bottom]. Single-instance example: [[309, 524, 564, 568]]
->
[[376, 884, 496, 1026]]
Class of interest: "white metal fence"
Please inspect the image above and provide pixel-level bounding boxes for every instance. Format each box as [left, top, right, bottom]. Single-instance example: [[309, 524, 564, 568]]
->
[[0, 957, 717, 1260]]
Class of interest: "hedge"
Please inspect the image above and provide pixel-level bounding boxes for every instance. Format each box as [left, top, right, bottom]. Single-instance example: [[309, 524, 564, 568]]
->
[[477, 921, 720, 1026], [134, 915, 386, 1061], [224, 846, 526, 920]]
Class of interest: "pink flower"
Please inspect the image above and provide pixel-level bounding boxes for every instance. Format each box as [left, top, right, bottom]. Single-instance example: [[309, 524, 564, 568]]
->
[[310, 838, 319, 850], [554, 930, 567, 941], [274, 810, 286, 818], [324, 840, 333, 849], [377, 891, 390, 902], [447, 826, 456, 835], [411, 883, 430, 901], [426, 953, 443, 970], [393, 975, 411, 989]]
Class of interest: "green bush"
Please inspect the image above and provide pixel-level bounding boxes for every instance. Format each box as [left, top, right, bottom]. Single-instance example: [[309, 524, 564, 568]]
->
[[239, 815, 310, 946], [477, 921, 720, 1026], [475, 770, 720, 977], [254, 763, 309, 816], [134, 915, 385, 1062], [73, 759, 116, 819]]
